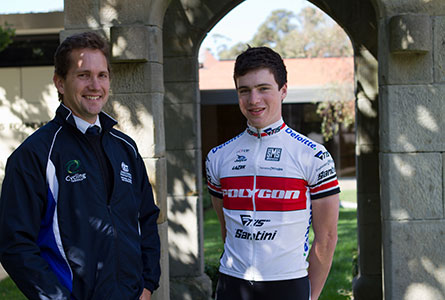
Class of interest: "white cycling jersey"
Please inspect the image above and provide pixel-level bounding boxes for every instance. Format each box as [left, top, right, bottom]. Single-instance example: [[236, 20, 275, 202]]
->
[[206, 118, 340, 281]]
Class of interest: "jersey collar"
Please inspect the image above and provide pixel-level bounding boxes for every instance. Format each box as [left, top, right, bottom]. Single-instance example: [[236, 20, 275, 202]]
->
[[246, 119, 286, 138]]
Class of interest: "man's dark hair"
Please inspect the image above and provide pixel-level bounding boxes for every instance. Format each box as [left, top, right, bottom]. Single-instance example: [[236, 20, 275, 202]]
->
[[54, 31, 110, 79], [234, 46, 287, 89]]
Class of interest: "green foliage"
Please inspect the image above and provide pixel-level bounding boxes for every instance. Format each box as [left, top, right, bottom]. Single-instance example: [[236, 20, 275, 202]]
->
[[0, 277, 26, 299], [218, 7, 353, 60], [251, 9, 297, 49], [315, 80, 355, 142], [0, 22, 15, 53], [316, 99, 354, 141], [217, 42, 248, 61], [204, 205, 358, 300]]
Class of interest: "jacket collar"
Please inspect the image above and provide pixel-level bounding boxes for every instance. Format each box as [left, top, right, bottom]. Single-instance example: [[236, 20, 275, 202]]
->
[[55, 103, 117, 132]]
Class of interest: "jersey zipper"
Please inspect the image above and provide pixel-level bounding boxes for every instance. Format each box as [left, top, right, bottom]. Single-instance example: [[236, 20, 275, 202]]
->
[[251, 128, 262, 281]]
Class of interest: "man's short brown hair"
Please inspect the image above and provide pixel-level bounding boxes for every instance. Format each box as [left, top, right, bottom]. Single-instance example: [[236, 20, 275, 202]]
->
[[53, 32, 110, 101], [234, 46, 287, 90]]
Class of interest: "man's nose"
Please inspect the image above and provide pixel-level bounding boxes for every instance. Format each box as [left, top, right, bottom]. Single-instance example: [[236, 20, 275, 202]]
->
[[89, 76, 100, 90], [248, 89, 261, 104]]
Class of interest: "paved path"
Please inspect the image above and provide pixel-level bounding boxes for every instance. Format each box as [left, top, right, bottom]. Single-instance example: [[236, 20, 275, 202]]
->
[[338, 177, 356, 191], [338, 177, 357, 208]]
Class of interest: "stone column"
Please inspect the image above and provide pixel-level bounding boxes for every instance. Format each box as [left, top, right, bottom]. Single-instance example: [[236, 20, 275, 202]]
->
[[379, 10, 445, 300], [162, 1, 212, 298], [352, 47, 382, 300], [63, 0, 171, 299], [163, 61, 210, 298]]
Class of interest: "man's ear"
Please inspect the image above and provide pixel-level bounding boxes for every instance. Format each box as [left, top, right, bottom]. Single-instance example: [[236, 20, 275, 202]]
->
[[53, 74, 65, 95], [280, 83, 288, 102]]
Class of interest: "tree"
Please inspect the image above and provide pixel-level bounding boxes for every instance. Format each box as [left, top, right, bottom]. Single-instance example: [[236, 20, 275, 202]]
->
[[0, 22, 15, 53], [218, 42, 249, 60], [316, 83, 355, 141], [250, 10, 297, 52], [218, 7, 352, 59]]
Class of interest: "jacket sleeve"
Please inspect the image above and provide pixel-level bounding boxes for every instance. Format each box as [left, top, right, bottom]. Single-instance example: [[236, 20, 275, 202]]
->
[[136, 154, 161, 293], [0, 145, 71, 299]]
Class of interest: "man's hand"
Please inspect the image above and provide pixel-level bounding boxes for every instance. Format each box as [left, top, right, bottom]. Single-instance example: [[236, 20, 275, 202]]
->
[[139, 288, 152, 300]]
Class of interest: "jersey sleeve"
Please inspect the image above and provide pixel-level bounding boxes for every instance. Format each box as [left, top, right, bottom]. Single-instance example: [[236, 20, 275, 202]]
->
[[306, 146, 341, 200], [205, 151, 223, 199]]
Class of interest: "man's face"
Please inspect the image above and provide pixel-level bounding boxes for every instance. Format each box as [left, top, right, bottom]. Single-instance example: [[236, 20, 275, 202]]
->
[[54, 48, 110, 123], [236, 68, 287, 129]]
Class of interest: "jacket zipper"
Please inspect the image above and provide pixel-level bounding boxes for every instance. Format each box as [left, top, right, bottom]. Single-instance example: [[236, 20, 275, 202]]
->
[[107, 205, 120, 284]]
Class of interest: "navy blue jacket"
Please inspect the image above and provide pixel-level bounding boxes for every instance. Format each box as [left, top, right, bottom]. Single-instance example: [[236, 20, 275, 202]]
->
[[0, 104, 160, 299]]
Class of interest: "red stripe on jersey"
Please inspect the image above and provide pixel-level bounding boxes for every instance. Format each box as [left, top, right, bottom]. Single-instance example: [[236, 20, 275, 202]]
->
[[220, 176, 255, 210], [207, 181, 221, 193], [220, 176, 308, 211], [310, 179, 339, 194]]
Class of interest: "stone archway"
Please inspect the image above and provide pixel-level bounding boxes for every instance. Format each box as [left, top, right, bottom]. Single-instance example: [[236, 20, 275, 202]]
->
[[58, 0, 445, 299], [162, 0, 381, 299]]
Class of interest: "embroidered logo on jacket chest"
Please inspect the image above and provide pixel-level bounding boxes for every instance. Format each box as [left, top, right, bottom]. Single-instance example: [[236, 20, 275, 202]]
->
[[64, 160, 87, 183], [120, 162, 133, 184]]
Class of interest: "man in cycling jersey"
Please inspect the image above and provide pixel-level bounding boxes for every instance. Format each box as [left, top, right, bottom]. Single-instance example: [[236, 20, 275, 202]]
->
[[206, 46, 340, 300]]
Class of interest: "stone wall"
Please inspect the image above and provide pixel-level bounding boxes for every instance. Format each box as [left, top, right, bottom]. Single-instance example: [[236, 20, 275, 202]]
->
[[0, 66, 59, 191], [378, 6, 445, 300]]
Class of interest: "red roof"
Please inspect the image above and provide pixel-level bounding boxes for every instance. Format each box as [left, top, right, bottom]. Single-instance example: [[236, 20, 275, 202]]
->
[[199, 50, 354, 90]]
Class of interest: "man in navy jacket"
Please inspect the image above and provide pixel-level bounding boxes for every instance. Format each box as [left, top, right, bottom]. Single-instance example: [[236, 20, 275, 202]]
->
[[0, 32, 160, 300]]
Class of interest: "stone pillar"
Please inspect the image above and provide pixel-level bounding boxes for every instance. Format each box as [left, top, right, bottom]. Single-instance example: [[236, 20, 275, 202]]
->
[[63, 0, 171, 299], [162, 1, 212, 298], [163, 52, 211, 300], [352, 47, 382, 300], [379, 10, 445, 300]]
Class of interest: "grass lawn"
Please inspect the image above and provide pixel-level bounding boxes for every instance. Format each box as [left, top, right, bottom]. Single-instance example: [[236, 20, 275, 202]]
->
[[204, 191, 358, 300], [340, 189, 357, 203], [0, 277, 26, 299]]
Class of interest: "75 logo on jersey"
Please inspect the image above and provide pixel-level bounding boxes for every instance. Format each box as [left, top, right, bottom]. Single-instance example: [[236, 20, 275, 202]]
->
[[240, 214, 270, 227]]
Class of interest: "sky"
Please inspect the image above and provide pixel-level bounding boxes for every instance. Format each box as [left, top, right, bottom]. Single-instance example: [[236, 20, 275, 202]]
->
[[199, 0, 310, 57], [0, 0, 312, 57]]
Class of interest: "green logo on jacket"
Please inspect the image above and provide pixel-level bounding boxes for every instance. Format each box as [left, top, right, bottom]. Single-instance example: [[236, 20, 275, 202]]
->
[[64, 160, 87, 183], [65, 160, 81, 174]]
